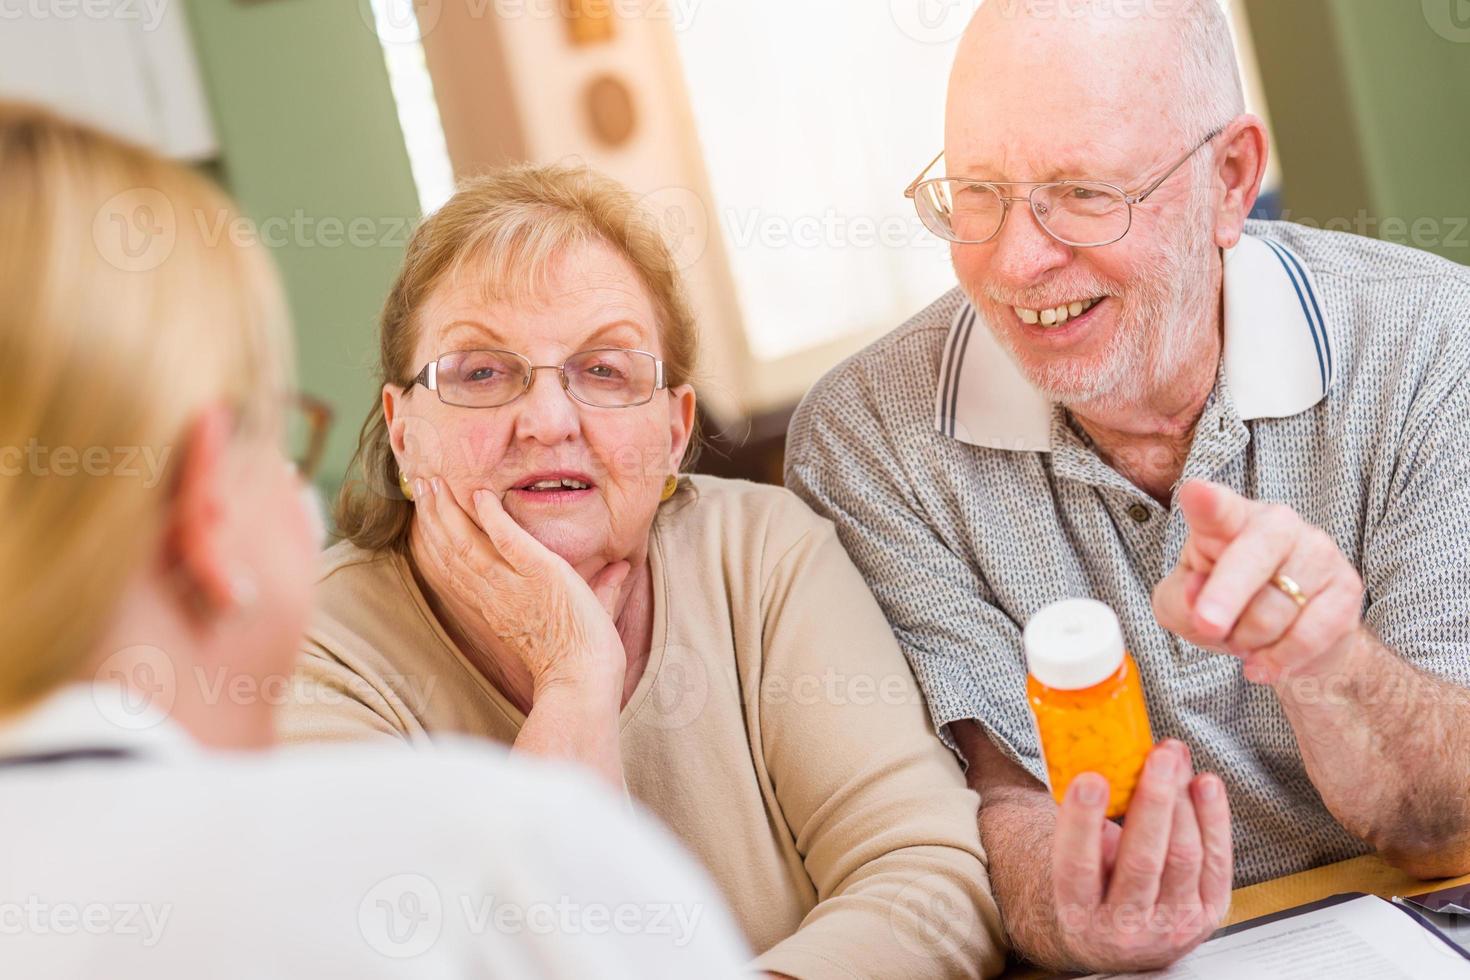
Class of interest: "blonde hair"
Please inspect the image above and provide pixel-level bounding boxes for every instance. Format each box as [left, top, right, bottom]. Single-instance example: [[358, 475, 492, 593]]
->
[[337, 163, 700, 553], [0, 102, 292, 717]]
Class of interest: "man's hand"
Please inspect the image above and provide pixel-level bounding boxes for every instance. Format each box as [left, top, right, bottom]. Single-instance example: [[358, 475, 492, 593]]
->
[[1053, 741, 1232, 971], [1152, 480, 1365, 685]]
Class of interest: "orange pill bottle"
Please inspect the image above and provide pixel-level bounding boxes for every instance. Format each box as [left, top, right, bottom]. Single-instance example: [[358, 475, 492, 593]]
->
[[1024, 599, 1154, 819]]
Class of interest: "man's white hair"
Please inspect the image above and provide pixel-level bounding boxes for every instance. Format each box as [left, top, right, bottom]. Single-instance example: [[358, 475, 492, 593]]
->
[[981, 0, 1246, 138], [1169, 0, 1247, 138]]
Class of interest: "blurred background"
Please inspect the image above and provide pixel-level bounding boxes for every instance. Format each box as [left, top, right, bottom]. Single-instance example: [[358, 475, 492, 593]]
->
[[3, 0, 1467, 507]]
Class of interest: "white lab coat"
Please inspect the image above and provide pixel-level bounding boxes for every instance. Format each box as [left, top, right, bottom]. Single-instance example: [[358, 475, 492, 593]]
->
[[0, 684, 750, 979]]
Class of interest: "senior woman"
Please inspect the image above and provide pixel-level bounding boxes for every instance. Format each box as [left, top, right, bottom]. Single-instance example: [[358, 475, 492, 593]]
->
[[285, 165, 1007, 980]]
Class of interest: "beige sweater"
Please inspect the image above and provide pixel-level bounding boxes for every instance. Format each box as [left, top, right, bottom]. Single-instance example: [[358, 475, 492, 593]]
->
[[283, 476, 1006, 979]]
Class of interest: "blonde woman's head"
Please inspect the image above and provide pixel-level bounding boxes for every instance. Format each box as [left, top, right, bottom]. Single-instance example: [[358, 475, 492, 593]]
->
[[0, 102, 319, 736], [338, 164, 699, 579]]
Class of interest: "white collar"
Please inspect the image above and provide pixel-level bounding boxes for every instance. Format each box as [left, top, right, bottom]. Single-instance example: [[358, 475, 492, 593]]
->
[[934, 232, 1336, 451], [0, 683, 198, 760]]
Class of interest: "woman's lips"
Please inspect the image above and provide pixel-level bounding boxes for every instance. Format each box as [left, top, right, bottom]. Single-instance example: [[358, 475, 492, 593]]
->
[[501, 471, 599, 506], [505, 487, 596, 511]]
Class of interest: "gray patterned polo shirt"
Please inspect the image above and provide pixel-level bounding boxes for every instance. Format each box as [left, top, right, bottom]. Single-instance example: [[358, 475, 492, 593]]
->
[[785, 220, 1470, 886]]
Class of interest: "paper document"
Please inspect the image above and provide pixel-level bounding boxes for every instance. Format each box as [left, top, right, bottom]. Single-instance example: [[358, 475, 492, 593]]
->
[[1086, 894, 1470, 979]]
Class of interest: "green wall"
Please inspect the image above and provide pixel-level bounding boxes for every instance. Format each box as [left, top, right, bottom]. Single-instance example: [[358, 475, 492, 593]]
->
[[1245, 0, 1470, 267], [183, 0, 422, 493]]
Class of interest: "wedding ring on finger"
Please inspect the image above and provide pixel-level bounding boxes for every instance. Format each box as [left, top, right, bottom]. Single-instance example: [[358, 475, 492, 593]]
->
[[1270, 573, 1310, 610]]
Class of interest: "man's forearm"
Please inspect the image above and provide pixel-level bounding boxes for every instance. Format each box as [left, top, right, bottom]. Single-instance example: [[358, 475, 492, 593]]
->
[[957, 723, 1078, 971], [975, 784, 1077, 972], [1276, 627, 1470, 876]]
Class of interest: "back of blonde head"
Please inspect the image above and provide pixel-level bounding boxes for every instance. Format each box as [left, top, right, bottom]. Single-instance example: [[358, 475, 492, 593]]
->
[[0, 102, 291, 717]]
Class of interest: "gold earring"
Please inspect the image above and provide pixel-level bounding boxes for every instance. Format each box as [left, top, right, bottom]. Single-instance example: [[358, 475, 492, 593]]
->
[[660, 474, 678, 502], [399, 470, 414, 501]]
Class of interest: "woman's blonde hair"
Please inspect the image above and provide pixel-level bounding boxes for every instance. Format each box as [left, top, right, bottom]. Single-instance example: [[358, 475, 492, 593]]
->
[[336, 163, 700, 553], [0, 102, 291, 717]]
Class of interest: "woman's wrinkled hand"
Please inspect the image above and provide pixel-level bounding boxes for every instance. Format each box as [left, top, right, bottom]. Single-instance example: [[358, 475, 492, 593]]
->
[[413, 477, 630, 699]]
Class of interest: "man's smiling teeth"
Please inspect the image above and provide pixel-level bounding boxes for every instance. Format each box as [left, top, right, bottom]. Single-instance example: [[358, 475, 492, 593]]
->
[[1014, 296, 1103, 327], [524, 478, 590, 491]]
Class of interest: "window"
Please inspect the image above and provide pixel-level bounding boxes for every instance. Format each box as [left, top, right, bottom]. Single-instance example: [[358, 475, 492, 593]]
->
[[369, 0, 456, 216], [673, 2, 963, 362]]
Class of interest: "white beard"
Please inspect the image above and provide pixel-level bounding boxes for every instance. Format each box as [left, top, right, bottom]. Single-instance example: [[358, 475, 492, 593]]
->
[[969, 196, 1220, 418]]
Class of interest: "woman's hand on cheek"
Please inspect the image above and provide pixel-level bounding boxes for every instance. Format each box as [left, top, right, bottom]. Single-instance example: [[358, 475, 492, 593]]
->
[[413, 477, 629, 701]]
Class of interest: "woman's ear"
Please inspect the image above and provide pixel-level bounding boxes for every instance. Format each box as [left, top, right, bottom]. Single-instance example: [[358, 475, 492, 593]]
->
[[383, 384, 407, 456], [385, 383, 443, 481], [383, 384, 416, 484], [163, 404, 239, 618], [666, 383, 697, 473]]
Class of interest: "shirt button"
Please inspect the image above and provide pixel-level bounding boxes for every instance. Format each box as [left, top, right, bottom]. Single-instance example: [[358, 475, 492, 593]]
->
[[1128, 503, 1152, 524]]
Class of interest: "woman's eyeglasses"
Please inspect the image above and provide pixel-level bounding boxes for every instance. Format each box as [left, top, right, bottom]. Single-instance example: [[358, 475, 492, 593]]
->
[[405, 347, 668, 410]]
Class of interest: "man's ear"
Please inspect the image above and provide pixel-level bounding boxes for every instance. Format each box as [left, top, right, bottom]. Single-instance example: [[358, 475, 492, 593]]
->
[[1213, 114, 1270, 251], [164, 404, 236, 617], [666, 384, 697, 473]]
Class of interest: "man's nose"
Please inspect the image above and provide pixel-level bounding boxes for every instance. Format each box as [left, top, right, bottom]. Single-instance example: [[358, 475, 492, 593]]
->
[[510, 368, 581, 445], [983, 197, 1074, 288]]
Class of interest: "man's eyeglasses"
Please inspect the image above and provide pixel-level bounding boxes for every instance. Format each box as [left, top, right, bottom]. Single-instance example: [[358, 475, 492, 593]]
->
[[904, 126, 1226, 248], [405, 348, 668, 410]]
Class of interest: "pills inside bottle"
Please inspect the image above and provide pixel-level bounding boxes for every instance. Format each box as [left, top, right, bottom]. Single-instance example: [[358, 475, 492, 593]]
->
[[1024, 599, 1154, 819]]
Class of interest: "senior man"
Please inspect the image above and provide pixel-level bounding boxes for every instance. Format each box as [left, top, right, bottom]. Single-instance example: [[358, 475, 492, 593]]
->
[[786, 0, 1470, 973]]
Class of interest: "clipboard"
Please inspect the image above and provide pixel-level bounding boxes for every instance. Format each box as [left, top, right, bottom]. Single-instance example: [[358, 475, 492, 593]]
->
[[1214, 891, 1470, 963]]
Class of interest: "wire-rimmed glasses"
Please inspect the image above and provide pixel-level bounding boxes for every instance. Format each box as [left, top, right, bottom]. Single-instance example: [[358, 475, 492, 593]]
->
[[904, 126, 1225, 248], [405, 347, 668, 410]]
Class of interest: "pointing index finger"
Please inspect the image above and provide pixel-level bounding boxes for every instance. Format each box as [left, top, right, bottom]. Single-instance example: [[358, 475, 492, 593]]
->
[[1178, 481, 1253, 550]]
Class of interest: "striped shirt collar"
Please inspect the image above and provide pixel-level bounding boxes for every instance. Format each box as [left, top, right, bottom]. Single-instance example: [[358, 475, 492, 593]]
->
[[934, 232, 1336, 451]]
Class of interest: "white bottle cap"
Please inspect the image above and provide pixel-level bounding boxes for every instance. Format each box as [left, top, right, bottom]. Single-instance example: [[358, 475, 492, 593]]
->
[[1024, 599, 1126, 691]]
